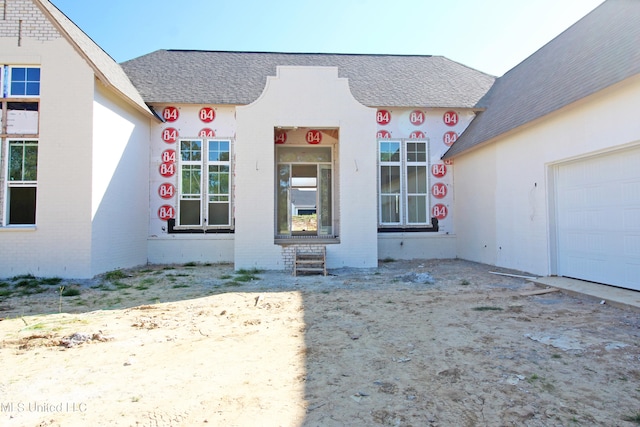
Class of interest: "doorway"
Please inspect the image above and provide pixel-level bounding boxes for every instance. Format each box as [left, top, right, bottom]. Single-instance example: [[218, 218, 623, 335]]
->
[[276, 146, 333, 237]]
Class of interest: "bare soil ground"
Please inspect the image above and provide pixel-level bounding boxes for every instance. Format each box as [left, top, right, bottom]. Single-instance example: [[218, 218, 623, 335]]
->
[[0, 259, 639, 427]]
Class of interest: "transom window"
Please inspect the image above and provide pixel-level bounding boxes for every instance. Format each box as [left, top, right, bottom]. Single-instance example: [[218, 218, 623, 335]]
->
[[177, 138, 232, 228], [379, 140, 430, 226], [7, 66, 41, 97]]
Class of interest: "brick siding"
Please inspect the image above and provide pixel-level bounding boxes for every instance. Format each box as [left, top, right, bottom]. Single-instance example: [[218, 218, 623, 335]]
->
[[0, 0, 60, 41]]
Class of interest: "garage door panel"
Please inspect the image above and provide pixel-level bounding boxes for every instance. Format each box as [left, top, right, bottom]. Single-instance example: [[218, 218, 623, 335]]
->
[[624, 208, 640, 229], [557, 146, 640, 290], [626, 235, 640, 257]]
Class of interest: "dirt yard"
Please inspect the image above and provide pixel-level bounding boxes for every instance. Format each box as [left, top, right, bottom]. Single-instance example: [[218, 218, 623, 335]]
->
[[0, 259, 639, 427]]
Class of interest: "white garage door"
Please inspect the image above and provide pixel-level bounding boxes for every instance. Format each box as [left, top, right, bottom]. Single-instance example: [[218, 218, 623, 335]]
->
[[556, 146, 640, 290]]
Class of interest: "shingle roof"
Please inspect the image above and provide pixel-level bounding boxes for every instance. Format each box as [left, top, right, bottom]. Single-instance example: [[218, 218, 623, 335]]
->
[[444, 0, 640, 158], [120, 51, 495, 108], [34, 0, 154, 118]]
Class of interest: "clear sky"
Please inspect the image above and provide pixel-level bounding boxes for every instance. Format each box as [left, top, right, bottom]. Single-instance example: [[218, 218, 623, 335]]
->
[[50, 0, 604, 77]]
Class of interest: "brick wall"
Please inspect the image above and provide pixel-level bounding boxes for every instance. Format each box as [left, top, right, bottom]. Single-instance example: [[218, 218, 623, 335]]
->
[[281, 244, 326, 271], [0, 0, 60, 41]]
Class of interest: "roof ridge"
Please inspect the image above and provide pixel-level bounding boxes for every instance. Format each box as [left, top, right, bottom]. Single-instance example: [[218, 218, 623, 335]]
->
[[163, 49, 435, 58]]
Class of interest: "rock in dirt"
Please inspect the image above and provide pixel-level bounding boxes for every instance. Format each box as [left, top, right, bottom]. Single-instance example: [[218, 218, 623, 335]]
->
[[59, 332, 112, 348], [397, 272, 435, 284]]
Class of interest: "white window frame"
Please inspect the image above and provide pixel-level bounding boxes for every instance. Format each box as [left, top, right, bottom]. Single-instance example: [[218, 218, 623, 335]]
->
[[7, 66, 41, 98], [4, 139, 38, 226], [378, 139, 430, 227], [177, 137, 233, 229]]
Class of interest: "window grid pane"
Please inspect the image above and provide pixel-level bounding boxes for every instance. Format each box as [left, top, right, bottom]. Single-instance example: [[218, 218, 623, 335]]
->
[[208, 165, 229, 196], [407, 166, 427, 194], [380, 142, 401, 162], [180, 140, 202, 162], [209, 140, 230, 162], [181, 165, 201, 197], [406, 142, 427, 162], [9, 141, 38, 182], [407, 195, 427, 223], [10, 67, 40, 96]]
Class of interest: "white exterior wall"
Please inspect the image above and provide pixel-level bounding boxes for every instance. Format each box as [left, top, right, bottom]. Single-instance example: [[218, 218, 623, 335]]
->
[[235, 66, 377, 270], [453, 75, 640, 276], [0, 35, 95, 278], [91, 83, 151, 275]]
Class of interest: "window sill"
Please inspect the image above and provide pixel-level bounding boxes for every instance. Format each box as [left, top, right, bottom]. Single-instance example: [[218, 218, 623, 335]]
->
[[275, 237, 340, 245], [0, 225, 37, 232]]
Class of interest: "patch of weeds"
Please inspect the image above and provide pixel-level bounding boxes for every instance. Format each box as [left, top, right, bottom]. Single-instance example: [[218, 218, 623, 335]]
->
[[204, 263, 212, 266], [459, 279, 471, 286], [138, 278, 154, 287], [113, 281, 132, 290], [223, 281, 243, 287], [0, 289, 13, 298], [472, 306, 503, 311], [172, 284, 189, 289], [102, 297, 123, 307], [0, 281, 10, 288], [134, 284, 150, 291], [15, 278, 46, 295], [527, 374, 540, 383], [623, 413, 640, 424], [94, 283, 115, 291], [526, 374, 554, 391], [61, 288, 81, 297], [551, 354, 562, 359], [219, 274, 233, 280], [234, 268, 262, 282], [381, 257, 396, 263], [104, 269, 127, 281], [40, 277, 62, 286], [11, 274, 35, 281], [183, 262, 197, 267], [23, 322, 47, 330], [139, 269, 153, 273], [162, 266, 175, 271]]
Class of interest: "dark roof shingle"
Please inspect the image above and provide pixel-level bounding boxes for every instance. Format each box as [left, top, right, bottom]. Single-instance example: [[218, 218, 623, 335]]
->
[[121, 51, 494, 108], [444, 0, 640, 158]]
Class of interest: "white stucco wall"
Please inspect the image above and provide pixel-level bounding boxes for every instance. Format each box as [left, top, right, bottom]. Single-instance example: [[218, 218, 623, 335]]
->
[[0, 37, 95, 278], [235, 66, 377, 270], [453, 74, 640, 276], [91, 83, 151, 275]]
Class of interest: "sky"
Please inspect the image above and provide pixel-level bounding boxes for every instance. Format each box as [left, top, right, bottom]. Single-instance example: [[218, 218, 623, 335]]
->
[[50, 0, 605, 77]]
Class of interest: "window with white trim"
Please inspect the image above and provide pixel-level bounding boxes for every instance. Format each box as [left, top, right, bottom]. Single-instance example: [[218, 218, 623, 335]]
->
[[178, 138, 232, 228], [8, 66, 40, 97], [5, 139, 38, 225], [1, 65, 41, 226], [378, 139, 430, 227]]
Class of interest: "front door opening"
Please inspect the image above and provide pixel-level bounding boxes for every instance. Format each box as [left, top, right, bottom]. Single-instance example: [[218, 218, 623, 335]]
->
[[276, 145, 333, 238]]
